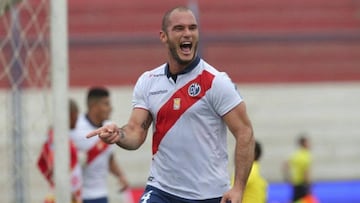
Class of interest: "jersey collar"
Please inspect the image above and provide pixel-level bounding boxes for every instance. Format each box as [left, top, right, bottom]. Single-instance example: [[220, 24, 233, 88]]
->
[[165, 56, 201, 81]]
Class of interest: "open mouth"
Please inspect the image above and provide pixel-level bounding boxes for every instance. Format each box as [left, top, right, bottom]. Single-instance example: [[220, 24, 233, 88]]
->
[[180, 41, 192, 54]]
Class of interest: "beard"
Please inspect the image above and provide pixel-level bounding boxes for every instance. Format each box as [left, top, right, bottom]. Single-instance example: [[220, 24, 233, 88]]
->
[[167, 39, 198, 66]]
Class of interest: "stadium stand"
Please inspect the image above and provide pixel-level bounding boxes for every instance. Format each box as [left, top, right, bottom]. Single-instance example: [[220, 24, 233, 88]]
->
[[65, 0, 360, 86]]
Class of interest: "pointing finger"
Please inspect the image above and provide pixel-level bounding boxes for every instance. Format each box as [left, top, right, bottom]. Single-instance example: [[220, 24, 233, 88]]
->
[[86, 129, 102, 138]]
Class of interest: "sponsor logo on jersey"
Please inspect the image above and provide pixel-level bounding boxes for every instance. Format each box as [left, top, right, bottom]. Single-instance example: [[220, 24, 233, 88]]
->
[[149, 90, 168, 95], [188, 83, 201, 97], [147, 176, 154, 181], [173, 98, 181, 110], [149, 73, 165, 77]]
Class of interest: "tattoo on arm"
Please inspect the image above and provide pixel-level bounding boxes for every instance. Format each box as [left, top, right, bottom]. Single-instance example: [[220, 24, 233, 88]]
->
[[141, 115, 152, 130], [141, 121, 147, 130], [119, 125, 127, 139]]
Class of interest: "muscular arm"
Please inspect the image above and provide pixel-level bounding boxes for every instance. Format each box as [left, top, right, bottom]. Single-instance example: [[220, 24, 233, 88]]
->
[[221, 102, 255, 203], [86, 108, 152, 150], [116, 108, 152, 150]]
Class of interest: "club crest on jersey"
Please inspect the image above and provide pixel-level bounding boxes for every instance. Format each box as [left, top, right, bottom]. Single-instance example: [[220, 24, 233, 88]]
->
[[188, 83, 201, 97], [173, 98, 181, 110], [97, 141, 106, 150]]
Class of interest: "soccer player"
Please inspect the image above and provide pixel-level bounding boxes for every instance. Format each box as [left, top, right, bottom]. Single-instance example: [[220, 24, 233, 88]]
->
[[86, 6, 255, 203], [37, 99, 82, 203], [71, 87, 129, 203], [283, 134, 312, 202]]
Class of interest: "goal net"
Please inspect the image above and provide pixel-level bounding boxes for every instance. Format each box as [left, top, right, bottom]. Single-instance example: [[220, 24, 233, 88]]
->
[[0, 0, 55, 202]]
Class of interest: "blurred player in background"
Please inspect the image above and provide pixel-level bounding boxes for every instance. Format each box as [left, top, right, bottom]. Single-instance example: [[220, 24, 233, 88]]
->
[[86, 6, 254, 203], [283, 134, 312, 202], [71, 87, 129, 203], [232, 140, 268, 203], [37, 99, 82, 203]]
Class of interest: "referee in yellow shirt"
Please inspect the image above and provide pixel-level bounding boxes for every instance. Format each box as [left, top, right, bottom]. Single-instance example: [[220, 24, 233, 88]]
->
[[284, 135, 312, 202], [232, 141, 268, 203]]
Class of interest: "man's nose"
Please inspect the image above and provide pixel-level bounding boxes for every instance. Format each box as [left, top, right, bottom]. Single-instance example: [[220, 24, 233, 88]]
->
[[183, 27, 192, 36]]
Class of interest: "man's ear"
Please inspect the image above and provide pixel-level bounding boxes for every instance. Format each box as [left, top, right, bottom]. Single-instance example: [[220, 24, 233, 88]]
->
[[159, 30, 167, 43]]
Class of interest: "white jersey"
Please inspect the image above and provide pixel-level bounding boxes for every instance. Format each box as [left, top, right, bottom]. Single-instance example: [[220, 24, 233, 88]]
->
[[70, 114, 113, 200], [133, 56, 243, 199]]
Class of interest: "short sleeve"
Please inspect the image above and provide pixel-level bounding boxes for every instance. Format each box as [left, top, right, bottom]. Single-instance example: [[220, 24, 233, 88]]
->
[[132, 72, 150, 110], [208, 72, 243, 116]]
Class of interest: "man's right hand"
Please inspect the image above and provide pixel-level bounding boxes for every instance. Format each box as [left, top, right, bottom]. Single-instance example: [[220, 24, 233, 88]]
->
[[86, 123, 121, 144]]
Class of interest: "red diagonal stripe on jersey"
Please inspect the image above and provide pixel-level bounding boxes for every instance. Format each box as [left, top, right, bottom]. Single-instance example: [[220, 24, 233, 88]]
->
[[152, 70, 215, 155], [87, 139, 109, 164], [37, 128, 81, 187]]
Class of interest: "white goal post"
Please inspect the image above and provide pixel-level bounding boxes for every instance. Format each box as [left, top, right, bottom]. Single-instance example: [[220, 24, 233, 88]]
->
[[50, 0, 71, 202]]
